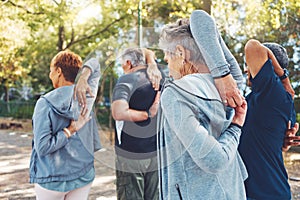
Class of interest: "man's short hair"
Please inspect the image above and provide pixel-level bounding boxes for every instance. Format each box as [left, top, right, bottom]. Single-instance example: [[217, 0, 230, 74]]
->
[[263, 43, 288, 69], [121, 48, 146, 67]]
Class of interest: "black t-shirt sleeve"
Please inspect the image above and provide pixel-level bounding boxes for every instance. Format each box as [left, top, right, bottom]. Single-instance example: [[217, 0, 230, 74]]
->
[[112, 82, 131, 102]]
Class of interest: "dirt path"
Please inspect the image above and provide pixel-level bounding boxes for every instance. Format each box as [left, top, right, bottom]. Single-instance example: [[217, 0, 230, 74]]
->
[[0, 126, 299, 200], [0, 128, 117, 200]]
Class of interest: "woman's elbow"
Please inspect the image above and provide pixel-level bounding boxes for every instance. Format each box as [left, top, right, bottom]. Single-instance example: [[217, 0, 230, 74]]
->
[[208, 163, 229, 173], [201, 156, 231, 173], [35, 143, 50, 157]]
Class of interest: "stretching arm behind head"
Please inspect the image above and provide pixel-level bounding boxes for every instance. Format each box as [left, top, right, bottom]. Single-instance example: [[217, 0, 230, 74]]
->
[[190, 10, 244, 107], [142, 48, 162, 91], [245, 39, 294, 98]]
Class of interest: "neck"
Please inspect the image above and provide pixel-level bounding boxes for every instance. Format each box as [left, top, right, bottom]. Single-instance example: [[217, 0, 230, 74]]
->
[[126, 65, 146, 74], [195, 63, 210, 74], [58, 80, 73, 88]]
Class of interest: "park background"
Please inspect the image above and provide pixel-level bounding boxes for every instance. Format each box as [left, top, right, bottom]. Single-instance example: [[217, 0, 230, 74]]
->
[[0, 0, 299, 199]]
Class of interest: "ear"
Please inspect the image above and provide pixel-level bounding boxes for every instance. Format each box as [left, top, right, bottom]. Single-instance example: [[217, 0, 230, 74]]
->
[[175, 45, 190, 61], [126, 60, 132, 68], [56, 67, 62, 76], [122, 60, 132, 74], [175, 45, 185, 58]]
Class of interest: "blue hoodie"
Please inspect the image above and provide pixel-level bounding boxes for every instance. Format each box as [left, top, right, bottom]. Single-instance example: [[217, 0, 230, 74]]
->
[[29, 58, 101, 183], [158, 74, 247, 200]]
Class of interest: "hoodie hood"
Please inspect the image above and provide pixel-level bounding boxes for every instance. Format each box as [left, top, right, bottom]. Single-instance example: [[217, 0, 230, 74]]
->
[[173, 73, 221, 102], [163, 73, 233, 138], [42, 85, 79, 120]]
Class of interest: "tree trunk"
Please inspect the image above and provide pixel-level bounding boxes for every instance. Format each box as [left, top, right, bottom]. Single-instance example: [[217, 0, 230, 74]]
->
[[4, 85, 11, 113], [57, 25, 65, 51], [109, 71, 113, 144], [202, 0, 212, 14], [95, 72, 107, 114]]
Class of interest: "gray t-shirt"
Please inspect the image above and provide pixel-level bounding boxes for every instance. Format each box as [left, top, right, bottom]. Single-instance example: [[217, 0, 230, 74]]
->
[[112, 68, 157, 159]]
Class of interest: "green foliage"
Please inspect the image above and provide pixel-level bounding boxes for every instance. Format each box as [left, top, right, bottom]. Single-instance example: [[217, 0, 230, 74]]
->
[[212, 0, 300, 94], [0, 100, 35, 119], [96, 106, 111, 128], [1, 0, 300, 120]]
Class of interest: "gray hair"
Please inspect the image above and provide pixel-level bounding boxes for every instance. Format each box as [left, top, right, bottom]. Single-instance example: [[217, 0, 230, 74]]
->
[[158, 18, 206, 66], [263, 42, 288, 69], [121, 48, 146, 67]]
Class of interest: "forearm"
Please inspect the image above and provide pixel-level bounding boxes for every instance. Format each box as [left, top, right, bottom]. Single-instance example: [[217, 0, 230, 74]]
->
[[33, 117, 68, 156], [75, 57, 101, 113], [185, 123, 241, 173], [267, 48, 285, 77], [190, 10, 230, 78], [82, 57, 100, 74], [143, 48, 156, 65], [162, 90, 241, 173], [34, 129, 69, 156], [266, 48, 295, 97], [80, 58, 101, 94], [113, 108, 148, 122], [111, 100, 149, 122], [79, 67, 91, 81], [143, 48, 162, 90], [33, 100, 69, 156], [222, 40, 243, 89]]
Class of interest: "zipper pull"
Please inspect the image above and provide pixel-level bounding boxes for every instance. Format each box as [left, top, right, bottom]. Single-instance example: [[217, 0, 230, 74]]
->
[[175, 183, 183, 200]]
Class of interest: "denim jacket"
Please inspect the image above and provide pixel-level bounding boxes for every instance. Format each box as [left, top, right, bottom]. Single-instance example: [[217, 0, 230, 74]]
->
[[157, 74, 247, 200], [29, 58, 101, 183]]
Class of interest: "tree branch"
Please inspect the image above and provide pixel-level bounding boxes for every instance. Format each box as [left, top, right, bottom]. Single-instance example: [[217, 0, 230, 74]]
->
[[3, 0, 44, 15], [52, 0, 59, 6], [64, 15, 128, 49]]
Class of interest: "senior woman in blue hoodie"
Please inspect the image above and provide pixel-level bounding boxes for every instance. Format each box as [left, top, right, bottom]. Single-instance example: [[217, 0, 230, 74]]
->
[[29, 50, 101, 200], [157, 12, 248, 200]]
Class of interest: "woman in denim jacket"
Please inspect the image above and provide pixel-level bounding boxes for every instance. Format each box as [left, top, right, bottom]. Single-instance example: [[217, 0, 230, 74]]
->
[[29, 50, 101, 200], [157, 11, 248, 200]]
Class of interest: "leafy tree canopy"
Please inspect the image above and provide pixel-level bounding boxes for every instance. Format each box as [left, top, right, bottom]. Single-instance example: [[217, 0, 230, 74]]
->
[[0, 0, 299, 99]]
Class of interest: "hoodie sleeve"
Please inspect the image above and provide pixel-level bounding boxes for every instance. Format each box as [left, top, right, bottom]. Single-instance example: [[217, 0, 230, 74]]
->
[[82, 57, 101, 96], [82, 57, 100, 75], [80, 57, 101, 116], [32, 98, 69, 157], [190, 10, 243, 89], [161, 88, 241, 173]]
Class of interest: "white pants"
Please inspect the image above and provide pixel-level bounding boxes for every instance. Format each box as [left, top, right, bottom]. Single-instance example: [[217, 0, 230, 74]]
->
[[35, 183, 92, 200]]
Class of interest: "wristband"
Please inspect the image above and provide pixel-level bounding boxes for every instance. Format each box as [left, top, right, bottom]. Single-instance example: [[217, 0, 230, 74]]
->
[[230, 123, 242, 129], [279, 68, 289, 80], [213, 71, 230, 79], [63, 128, 72, 138]]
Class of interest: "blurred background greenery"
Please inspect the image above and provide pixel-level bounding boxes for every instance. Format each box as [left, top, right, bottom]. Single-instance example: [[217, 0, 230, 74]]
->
[[0, 0, 299, 129]]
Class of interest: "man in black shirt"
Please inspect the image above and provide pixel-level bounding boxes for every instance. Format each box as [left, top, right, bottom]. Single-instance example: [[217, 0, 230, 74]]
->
[[111, 48, 161, 200]]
